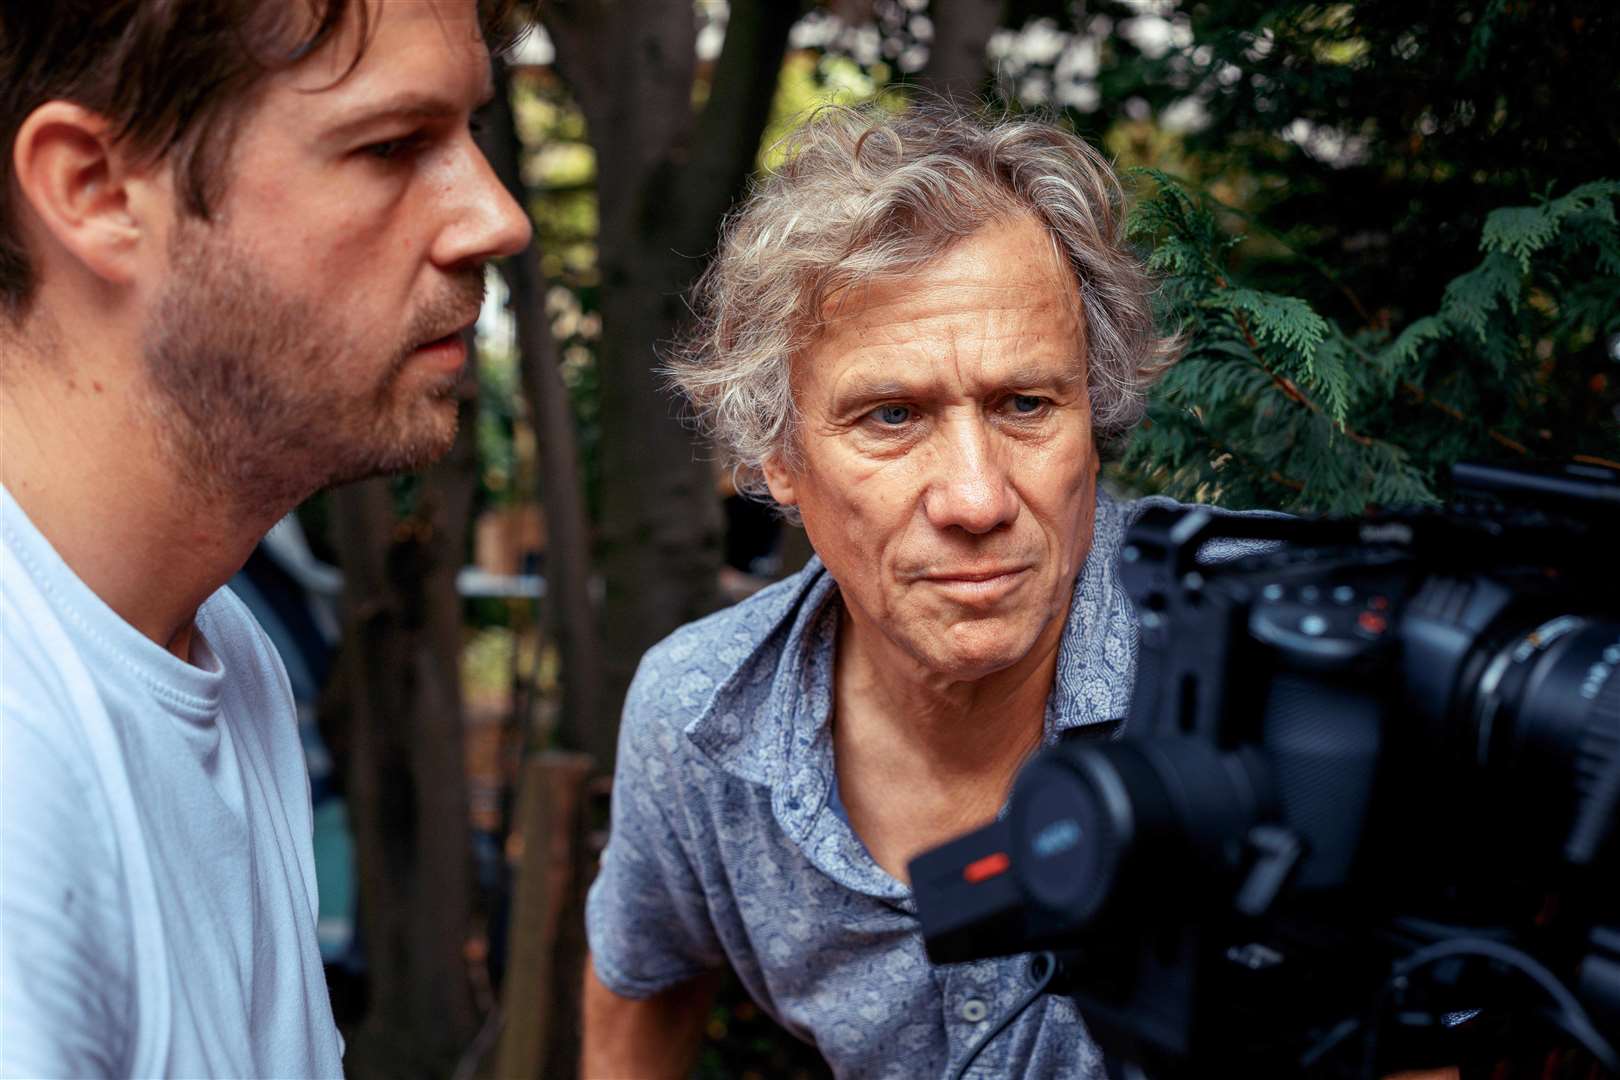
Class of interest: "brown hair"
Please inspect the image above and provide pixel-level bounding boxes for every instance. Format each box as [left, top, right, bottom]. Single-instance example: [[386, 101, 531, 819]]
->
[[0, 0, 519, 320]]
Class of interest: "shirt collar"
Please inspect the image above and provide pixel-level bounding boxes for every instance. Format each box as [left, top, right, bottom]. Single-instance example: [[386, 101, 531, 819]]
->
[[684, 488, 1139, 792]]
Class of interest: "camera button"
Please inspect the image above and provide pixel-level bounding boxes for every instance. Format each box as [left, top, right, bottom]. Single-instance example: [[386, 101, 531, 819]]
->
[[1357, 611, 1389, 636]]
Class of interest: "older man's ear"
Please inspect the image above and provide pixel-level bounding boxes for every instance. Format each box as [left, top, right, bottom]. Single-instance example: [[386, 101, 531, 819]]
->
[[761, 456, 799, 508]]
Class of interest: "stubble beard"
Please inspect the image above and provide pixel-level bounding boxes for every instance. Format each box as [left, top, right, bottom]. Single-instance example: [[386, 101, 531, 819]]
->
[[141, 220, 483, 516]]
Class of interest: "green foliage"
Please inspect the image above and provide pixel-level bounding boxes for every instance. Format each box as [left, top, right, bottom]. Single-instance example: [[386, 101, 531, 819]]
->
[[1480, 181, 1620, 273], [1118, 175, 1620, 513], [1206, 290, 1329, 362]]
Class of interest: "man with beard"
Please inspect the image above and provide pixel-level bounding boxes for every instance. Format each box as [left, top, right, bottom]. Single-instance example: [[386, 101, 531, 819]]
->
[[0, 1, 530, 1074]]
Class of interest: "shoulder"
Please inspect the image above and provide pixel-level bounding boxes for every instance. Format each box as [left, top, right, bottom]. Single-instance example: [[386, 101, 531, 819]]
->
[[1120, 491, 1285, 525], [0, 562, 100, 774], [1117, 491, 1288, 565], [197, 586, 306, 787], [198, 585, 296, 708], [626, 561, 827, 730], [199, 583, 282, 666]]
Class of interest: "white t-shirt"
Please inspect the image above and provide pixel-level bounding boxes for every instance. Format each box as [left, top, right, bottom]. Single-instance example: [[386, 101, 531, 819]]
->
[[0, 487, 343, 1078]]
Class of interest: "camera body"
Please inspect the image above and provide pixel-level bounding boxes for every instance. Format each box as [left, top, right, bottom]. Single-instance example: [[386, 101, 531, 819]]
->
[[910, 463, 1620, 1076]]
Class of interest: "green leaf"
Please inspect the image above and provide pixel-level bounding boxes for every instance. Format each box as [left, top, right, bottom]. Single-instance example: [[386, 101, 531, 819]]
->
[[1481, 180, 1620, 271], [1300, 333, 1353, 424], [1384, 315, 1449, 367], [1205, 288, 1330, 361], [1440, 251, 1522, 342]]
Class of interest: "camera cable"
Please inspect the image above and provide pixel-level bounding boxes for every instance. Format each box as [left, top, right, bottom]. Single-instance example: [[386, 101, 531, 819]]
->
[[1358, 936, 1619, 1078], [947, 951, 1059, 1080]]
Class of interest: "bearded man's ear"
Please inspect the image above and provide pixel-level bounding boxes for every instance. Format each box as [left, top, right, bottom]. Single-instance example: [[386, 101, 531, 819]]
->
[[11, 102, 168, 292]]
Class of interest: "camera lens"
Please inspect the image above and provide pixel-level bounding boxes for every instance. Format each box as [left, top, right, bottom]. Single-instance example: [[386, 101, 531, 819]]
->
[[1009, 740, 1274, 926], [1469, 617, 1616, 763], [1464, 616, 1620, 865], [1011, 751, 1126, 921]]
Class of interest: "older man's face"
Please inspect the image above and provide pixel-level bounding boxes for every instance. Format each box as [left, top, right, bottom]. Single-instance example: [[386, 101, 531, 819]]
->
[[765, 213, 1099, 681]]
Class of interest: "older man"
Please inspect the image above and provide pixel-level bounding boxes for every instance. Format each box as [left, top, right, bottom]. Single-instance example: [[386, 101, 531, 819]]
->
[[0, 1, 529, 1074], [583, 104, 1189, 1078]]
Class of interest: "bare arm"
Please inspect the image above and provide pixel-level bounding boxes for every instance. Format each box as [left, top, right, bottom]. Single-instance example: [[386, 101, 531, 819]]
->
[[581, 954, 722, 1080]]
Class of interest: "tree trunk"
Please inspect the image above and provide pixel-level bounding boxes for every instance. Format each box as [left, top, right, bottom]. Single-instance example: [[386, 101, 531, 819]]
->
[[329, 353, 482, 1078], [492, 752, 594, 1080], [921, 0, 1004, 104], [540, 0, 800, 765], [485, 60, 608, 764]]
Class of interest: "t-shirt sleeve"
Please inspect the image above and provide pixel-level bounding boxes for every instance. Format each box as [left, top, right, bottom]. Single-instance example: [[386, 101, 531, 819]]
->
[[585, 654, 726, 998], [1, 699, 131, 1078]]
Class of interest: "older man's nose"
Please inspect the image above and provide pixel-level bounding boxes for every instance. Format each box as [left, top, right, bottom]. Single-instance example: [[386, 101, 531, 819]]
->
[[923, 420, 1019, 534]]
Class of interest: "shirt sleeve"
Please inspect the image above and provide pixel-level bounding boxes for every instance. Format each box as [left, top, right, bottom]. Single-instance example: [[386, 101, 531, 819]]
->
[[585, 653, 726, 998], [1, 699, 131, 1078]]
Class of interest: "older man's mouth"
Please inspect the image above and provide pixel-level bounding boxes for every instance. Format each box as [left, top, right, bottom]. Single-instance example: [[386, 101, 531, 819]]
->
[[919, 565, 1032, 603]]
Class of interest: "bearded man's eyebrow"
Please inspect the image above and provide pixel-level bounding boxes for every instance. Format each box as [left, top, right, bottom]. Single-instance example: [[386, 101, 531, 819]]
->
[[322, 89, 491, 143]]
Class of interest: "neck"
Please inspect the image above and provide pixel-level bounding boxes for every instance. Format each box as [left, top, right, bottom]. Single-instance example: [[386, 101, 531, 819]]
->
[[2, 345, 286, 660], [832, 601, 1064, 794]]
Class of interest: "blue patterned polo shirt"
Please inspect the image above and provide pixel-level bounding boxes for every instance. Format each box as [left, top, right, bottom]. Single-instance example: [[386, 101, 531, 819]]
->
[[587, 489, 1221, 1078]]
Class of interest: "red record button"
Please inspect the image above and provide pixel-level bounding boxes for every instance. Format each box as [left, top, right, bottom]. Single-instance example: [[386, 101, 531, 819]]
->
[[1357, 610, 1389, 635], [964, 851, 1011, 884]]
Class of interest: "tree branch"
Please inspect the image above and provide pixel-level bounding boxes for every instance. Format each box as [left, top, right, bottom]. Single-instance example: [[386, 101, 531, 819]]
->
[[1228, 309, 1378, 447], [486, 61, 606, 761]]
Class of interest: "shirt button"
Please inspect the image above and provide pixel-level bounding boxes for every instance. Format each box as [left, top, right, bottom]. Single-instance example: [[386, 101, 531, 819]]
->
[[959, 998, 988, 1023]]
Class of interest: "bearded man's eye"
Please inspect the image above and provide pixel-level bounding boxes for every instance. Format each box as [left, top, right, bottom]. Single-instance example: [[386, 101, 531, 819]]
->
[[364, 134, 420, 160]]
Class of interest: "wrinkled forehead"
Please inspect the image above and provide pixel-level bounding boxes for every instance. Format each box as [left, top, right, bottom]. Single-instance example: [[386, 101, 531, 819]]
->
[[804, 215, 1089, 370], [812, 211, 1084, 329]]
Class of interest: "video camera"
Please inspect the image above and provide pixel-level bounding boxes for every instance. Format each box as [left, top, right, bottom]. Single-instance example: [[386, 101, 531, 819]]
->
[[910, 462, 1620, 1077]]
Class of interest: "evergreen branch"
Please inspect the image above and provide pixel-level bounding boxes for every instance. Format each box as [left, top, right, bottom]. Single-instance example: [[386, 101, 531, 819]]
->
[[1352, 333, 1604, 463], [1396, 381, 1531, 456], [1487, 430, 1531, 456], [1482, 180, 1620, 272], [1210, 439, 1306, 492], [1242, 325, 1373, 447], [1212, 282, 1377, 447], [1134, 167, 1376, 323], [1270, 469, 1306, 492], [1441, 252, 1523, 344], [1209, 288, 1329, 359]]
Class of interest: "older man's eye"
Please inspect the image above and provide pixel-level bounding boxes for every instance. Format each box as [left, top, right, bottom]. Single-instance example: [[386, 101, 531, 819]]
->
[[1006, 395, 1048, 415], [872, 404, 914, 426]]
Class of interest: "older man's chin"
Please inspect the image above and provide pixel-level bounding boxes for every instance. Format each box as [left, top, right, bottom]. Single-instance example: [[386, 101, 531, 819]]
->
[[909, 620, 1053, 683]]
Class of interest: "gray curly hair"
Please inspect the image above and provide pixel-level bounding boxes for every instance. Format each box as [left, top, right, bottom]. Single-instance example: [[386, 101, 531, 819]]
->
[[666, 100, 1178, 504]]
